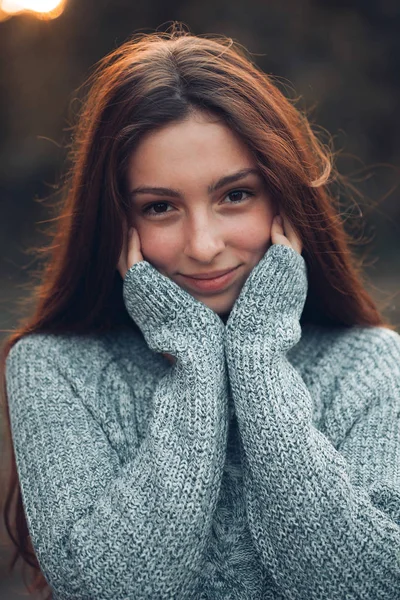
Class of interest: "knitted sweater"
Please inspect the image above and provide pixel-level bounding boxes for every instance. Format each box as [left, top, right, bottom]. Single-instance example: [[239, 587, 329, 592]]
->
[[5, 244, 400, 600]]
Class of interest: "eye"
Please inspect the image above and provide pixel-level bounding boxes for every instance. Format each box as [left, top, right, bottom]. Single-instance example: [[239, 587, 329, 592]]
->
[[140, 189, 254, 218], [141, 202, 174, 217], [224, 189, 254, 204]]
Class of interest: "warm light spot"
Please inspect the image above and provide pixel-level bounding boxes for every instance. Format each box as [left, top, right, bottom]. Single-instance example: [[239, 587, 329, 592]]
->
[[0, 0, 23, 14], [1, 0, 65, 18]]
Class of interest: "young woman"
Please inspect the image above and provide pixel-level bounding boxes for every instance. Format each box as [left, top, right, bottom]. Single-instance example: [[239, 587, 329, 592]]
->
[[1, 26, 400, 600]]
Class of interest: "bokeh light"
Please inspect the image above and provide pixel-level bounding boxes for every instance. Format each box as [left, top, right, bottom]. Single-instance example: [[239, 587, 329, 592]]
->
[[0, 0, 65, 19]]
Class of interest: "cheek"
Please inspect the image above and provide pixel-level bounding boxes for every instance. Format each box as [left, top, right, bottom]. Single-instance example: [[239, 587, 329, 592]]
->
[[138, 226, 181, 270], [231, 211, 273, 252]]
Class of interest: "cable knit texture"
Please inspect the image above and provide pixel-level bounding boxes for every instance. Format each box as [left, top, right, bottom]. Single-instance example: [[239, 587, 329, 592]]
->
[[5, 244, 400, 599]]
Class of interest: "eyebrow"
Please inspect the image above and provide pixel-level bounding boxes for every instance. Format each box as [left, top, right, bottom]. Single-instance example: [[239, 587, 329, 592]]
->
[[129, 168, 261, 198]]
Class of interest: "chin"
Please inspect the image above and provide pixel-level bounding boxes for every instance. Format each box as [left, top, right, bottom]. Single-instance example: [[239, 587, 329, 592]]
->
[[203, 297, 235, 316]]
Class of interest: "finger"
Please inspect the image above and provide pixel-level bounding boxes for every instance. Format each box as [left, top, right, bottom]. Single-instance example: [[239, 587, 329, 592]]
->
[[282, 215, 303, 254], [126, 228, 143, 269], [271, 214, 291, 247], [117, 222, 128, 278]]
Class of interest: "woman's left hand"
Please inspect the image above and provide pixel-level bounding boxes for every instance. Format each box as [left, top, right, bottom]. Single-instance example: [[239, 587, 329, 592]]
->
[[225, 210, 307, 353], [271, 213, 302, 255]]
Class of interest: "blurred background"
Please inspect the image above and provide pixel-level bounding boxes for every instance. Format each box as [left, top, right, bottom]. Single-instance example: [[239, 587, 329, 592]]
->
[[0, 0, 399, 597]]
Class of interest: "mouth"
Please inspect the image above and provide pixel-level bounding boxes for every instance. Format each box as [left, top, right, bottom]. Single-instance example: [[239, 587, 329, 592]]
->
[[179, 266, 240, 293], [182, 267, 238, 280]]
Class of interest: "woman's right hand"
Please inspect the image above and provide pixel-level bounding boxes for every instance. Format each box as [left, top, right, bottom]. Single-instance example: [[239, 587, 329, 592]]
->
[[119, 221, 225, 359], [117, 225, 144, 280]]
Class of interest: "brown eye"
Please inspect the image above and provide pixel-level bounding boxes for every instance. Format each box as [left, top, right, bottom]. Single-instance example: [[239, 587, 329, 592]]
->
[[225, 190, 253, 204], [142, 202, 173, 216]]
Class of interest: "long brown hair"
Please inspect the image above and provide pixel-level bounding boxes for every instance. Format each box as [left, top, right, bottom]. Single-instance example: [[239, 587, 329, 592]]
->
[[0, 24, 393, 599]]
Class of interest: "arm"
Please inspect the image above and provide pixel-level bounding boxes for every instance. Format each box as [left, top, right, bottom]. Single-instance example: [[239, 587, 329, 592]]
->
[[225, 243, 400, 600], [6, 260, 228, 600]]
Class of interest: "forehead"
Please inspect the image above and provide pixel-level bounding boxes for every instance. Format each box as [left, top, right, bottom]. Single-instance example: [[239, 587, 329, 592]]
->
[[127, 112, 256, 186]]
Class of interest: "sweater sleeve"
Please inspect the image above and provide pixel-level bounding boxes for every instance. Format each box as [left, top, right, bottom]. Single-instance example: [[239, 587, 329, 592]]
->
[[224, 244, 400, 600], [6, 260, 228, 600]]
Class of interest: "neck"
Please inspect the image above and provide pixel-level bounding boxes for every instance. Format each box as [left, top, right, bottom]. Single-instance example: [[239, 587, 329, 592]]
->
[[219, 312, 230, 325]]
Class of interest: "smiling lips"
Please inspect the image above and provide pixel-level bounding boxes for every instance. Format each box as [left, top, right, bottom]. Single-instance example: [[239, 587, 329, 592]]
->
[[179, 266, 239, 293], [183, 267, 238, 280]]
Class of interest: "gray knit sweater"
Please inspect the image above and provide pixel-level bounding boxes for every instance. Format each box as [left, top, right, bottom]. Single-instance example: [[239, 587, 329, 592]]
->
[[5, 244, 400, 599]]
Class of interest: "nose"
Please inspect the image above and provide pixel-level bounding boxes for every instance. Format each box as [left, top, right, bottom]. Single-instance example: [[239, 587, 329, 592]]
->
[[183, 214, 226, 264]]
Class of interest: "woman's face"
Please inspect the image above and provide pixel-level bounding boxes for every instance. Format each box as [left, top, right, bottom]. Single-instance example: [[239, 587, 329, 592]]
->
[[127, 111, 276, 317]]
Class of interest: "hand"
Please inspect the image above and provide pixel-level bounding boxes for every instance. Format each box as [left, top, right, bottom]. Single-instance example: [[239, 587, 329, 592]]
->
[[271, 213, 302, 255], [225, 210, 307, 353], [117, 225, 144, 279]]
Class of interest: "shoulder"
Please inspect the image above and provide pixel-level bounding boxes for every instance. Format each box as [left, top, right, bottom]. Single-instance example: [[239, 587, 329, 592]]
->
[[5, 327, 160, 390], [291, 323, 400, 378], [289, 324, 400, 436], [6, 331, 108, 368]]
